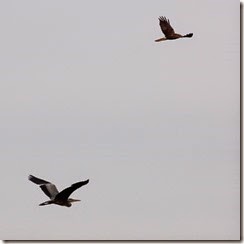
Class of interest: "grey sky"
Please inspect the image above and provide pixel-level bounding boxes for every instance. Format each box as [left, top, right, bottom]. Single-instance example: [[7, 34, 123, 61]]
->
[[0, 0, 240, 240]]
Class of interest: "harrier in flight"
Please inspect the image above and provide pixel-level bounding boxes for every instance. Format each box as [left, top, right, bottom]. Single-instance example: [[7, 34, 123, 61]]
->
[[155, 16, 193, 42], [29, 174, 89, 207]]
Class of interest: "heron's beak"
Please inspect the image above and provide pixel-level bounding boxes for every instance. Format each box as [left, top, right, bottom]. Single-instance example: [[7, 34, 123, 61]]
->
[[70, 198, 81, 202]]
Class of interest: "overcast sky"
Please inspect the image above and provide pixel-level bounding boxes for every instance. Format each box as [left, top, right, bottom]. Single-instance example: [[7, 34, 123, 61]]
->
[[0, 0, 240, 240]]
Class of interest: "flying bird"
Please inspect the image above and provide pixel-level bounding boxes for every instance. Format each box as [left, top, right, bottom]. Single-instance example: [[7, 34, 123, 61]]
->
[[28, 174, 89, 207], [155, 16, 193, 42]]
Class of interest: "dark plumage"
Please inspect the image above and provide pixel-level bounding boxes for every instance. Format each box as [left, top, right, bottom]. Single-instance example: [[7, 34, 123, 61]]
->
[[28, 175, 89, 207], [155, 16, 193, 42]]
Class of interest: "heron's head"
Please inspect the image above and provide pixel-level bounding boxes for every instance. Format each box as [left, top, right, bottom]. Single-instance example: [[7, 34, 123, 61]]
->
[[68, 198, 81, 203], [65, 199, 80, 207]]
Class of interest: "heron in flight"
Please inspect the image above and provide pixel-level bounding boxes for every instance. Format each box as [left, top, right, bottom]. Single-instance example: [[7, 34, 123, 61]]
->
[[28, 175, 89, 207], [155, 16, 193, 42]]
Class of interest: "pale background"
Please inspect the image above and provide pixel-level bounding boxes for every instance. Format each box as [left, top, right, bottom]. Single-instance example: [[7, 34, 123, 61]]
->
[[0, 0, 240, 240]]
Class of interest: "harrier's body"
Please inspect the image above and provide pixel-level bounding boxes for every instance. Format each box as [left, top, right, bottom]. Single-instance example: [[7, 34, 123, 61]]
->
[[155, 16, 193, 42], [28, 175, 89, 207]]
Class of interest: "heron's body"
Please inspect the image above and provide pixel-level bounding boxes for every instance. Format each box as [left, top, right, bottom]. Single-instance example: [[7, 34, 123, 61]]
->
[[155, 16, 193, 42], [28, 175, 89, 207], [38, 199, 79, 207]]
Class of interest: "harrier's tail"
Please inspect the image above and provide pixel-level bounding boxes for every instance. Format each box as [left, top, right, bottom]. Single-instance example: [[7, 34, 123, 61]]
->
[[184, 33, 193, 38]]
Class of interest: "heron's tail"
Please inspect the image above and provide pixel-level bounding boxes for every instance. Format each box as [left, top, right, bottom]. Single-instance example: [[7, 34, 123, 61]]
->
[[184, 33, 193, 38]]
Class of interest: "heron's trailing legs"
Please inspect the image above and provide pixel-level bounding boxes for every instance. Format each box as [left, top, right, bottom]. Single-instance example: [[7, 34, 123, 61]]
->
[[39, 200, 53, 206]]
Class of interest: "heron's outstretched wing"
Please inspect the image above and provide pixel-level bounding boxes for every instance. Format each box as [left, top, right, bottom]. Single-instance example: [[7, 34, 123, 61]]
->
[[39, 184, 59, 199], [55, 179, 89, 201], [159, 16, 175, 38], [28, 175, 50, 184], [28, 175, 59, 199]]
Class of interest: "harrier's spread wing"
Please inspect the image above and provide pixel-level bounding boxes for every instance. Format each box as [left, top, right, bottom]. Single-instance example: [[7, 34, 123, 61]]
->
[[159, 16, 175, 38]]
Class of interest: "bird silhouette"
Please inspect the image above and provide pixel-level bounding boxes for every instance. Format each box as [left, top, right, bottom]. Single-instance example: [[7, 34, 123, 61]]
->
[[155, 16, 193, 42], [28, 174, 89, 207]]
